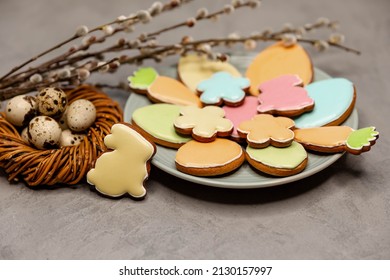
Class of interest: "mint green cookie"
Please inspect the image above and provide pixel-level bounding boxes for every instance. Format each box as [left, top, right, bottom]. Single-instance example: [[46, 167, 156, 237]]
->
[[128, 67, 158, 90]]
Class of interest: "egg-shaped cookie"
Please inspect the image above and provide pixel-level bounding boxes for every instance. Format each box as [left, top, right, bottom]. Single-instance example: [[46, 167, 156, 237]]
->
[[175, 139, 245, 176], [246, 42, 313, 96], [131, 104, 191, 149]]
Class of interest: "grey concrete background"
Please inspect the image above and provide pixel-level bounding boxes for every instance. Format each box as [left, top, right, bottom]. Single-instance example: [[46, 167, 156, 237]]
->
[[0, 0, 389, 259]]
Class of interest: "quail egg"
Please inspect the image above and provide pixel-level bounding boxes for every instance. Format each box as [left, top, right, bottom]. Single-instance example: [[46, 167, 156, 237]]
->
[[5, 95, 37, 127], [58, 108, 69, 130], [21, 127, 30, 145], [60, 129, 85, 147], [66, 99, 96, 132], [28, 116, 62, 149], [37, 87, 67, 118]]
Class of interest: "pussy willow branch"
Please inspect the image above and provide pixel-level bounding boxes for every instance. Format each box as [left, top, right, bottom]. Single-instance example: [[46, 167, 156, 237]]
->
[[0, 0, 194, 83]]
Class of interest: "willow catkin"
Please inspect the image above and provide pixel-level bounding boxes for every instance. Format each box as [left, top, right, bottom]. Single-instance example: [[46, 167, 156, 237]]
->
[[0, 85, 123, 186]]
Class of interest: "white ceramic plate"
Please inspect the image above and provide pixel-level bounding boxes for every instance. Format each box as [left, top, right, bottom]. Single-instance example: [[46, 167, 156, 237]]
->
[[124, 56, 358, 189]]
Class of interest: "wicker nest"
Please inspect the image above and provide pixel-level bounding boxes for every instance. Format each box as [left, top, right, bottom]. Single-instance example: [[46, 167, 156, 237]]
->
[[0, 85, 123, 186]]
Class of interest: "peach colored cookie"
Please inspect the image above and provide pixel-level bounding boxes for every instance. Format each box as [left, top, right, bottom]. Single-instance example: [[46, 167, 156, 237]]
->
[[222, 96, 259, 141], [87, 123, 156, 199], [294, 126, 379, 155], [294, 78, 356, 128], [257, 74, 314, 117], [175, 139, 245, 177], [131, 104, 191, 149], [128, 67, 201, 107], [197, 72, 250, 107], [178, 54, 242, 93], [246, 42, 313, 96], [174, 105, 233, 142], [237, 114, 295, 148], [246, 141, 308, 177]]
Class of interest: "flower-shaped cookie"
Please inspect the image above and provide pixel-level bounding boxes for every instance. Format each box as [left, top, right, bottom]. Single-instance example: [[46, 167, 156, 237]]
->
[[174, 105, 233, 142], [237, 114, 295, 148], [197, 71, 250, 106]]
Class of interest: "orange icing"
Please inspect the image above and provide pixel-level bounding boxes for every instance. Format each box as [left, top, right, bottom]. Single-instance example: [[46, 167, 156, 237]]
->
[[294, 126, 354, 147], [246, 43, 313, 96], [149, 76, 201, 107], [238, 114, 295, 146], [175, 139, 243, 168]]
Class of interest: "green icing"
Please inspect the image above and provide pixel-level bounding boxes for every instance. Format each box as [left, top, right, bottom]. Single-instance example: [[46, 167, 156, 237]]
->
[[246, 142, 307, 169], [346, 127, 378, 150], [132, 104, 191, 144], [128, 67, 158, 90]]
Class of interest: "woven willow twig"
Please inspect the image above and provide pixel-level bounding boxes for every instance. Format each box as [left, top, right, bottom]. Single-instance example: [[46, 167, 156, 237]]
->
[[0, 85, 123, 186]]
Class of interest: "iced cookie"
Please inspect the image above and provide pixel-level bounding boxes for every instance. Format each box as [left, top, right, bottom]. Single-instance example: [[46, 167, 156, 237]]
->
[[178, 54, 242, 93], [246, 42, 313, 96], [294, 126, 379, 155], [174, 105, 233, 142], [197, 72, 250, 107], [131, 104, 191, 149], [87, 123, 156, 199], [128, 67, 201, 107], [257, 74, 314, 117], [237, 114, 295, 148], [246, 141, 308, 177], [175, 139, 245, 177], [223, 96, 259, 141], [294, 78, 356, 128]]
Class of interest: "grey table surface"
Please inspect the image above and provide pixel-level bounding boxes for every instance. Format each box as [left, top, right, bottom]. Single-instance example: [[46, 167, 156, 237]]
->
[[0, 0, 389, 260]]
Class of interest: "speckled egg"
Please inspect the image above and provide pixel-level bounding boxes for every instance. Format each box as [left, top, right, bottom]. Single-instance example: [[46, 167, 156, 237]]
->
[[60, 129, 85, 147], [66, 99, 96, 132], [5, 95, 37, 126], [28, 116, 62, 149], [58, 108, 69, 130], [37, 87, 67, 118], [21, 127, 30, 145]]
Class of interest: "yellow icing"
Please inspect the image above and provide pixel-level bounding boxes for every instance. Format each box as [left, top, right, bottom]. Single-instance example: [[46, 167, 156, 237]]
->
[[174, 106, 233, 138], [246, 43, 313, 96], [294, 126, 354, 147], [87, 124, 154, 198], [149, 76, 201, 107], [175, 139, 243, 167], [238, 114, 295, 145], [178, 54, 242, 92]]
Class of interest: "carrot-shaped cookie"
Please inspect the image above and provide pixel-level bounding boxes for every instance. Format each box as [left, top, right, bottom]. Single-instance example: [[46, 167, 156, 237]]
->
[[237, 114, 295, 148], [294, 126, 379, 155], [128, 67, 201, 107]]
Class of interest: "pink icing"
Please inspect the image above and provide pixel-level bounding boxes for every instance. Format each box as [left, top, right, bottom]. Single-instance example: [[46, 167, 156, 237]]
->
[[257, 74, 314, 113], [223, 96, 259, 139]]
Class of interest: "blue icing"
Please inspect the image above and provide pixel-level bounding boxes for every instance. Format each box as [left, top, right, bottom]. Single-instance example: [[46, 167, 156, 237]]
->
[[197, 72, 250, 104], [294, 78, 354, 128]]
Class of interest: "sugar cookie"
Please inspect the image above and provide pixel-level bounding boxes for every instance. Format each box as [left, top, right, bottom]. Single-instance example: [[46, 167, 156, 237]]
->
[[246, 141, 308, 177], [197, 72, 250, 107], [131, 104, 191, 149], [246, 42, 313, 96], [175, 139, 245, 177], [294, 78, 356, 128], [222, 96, 259, 141], [174, 105, 233, 142], [294, 126, 379, 155], [237, 114, 295, 148], [257, 74, 314, 117], [178, 54, 242, 92], [128, 67, 201, 107], [87, 123, 156, 199]]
